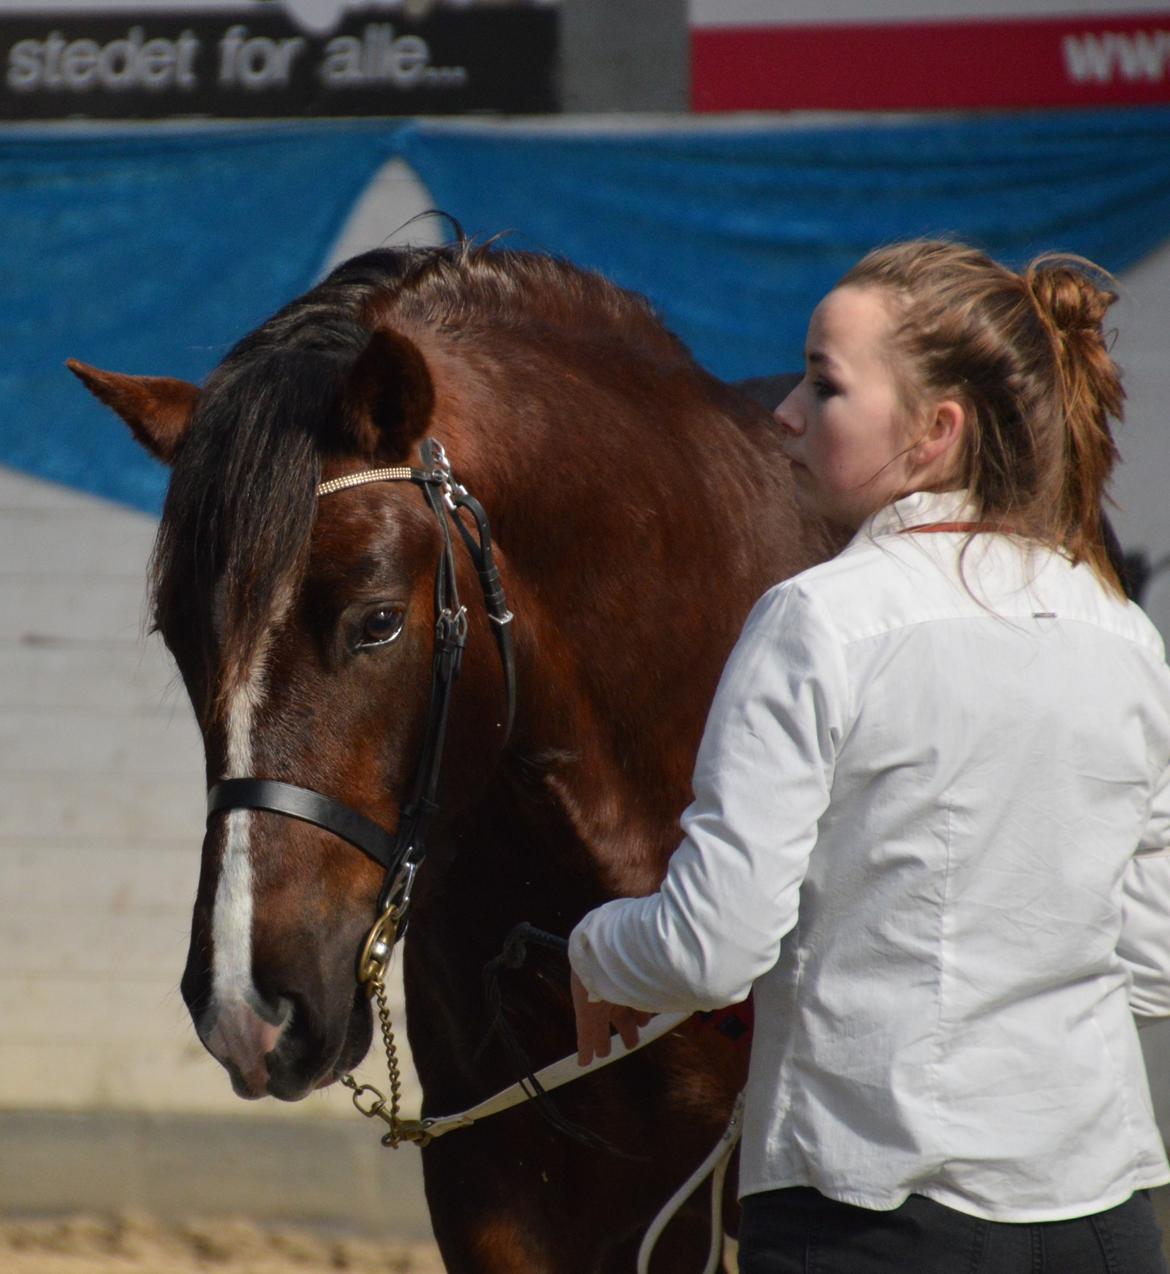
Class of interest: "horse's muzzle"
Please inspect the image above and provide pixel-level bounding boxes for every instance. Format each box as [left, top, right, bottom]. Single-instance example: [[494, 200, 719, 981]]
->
[[199, 995, 291, 1100]]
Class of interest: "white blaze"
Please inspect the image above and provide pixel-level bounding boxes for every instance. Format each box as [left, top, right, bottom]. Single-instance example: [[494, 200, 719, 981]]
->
[[207, 577, 293, 1015], [210, 669, 267, 1008]]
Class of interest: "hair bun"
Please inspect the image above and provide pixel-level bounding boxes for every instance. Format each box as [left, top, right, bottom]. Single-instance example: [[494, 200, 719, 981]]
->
[[1025, 258, 1116, 337]]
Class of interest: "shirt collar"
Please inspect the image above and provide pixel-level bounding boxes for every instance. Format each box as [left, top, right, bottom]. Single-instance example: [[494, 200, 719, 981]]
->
[[851, 488, 980, 545]]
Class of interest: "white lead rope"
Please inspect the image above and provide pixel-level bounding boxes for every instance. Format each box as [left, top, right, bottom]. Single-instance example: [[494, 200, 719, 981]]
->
[[636, 1089, 744, 1274], [414, 1010, 691, 1140]]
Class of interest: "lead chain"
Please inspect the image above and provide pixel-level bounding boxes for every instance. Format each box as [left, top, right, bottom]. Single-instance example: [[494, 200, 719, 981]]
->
[[340, 972, 407, 1147], [371, 971, 405, 1147], [343, 904, 410, 1148]]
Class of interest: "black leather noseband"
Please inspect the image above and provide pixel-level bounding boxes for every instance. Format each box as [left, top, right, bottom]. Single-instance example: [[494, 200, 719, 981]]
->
[[205, 437, 516, 918], [206, 778, 399, 870]]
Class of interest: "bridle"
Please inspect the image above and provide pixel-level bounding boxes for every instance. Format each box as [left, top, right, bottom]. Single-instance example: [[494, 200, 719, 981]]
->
[[204, 437, 516, 1091]]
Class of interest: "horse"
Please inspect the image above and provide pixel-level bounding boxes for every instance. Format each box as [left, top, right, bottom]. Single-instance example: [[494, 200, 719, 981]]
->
[[69, 241, 826, 1271]]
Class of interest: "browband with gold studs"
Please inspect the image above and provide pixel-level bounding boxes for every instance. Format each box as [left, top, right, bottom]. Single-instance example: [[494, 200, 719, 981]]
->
[[316, 466, 416, 497]]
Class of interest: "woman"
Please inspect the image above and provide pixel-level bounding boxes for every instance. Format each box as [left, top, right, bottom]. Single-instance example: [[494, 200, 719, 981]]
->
[[569, 240, 1170, 1272]]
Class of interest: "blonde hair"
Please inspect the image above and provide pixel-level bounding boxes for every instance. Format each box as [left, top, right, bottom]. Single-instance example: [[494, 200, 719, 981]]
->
[[839, 239, 1125, 596]]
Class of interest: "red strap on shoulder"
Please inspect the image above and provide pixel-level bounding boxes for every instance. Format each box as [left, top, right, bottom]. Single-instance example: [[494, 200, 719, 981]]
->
[[696, 996, 754, 1046], [899, 522, 1014, 534]]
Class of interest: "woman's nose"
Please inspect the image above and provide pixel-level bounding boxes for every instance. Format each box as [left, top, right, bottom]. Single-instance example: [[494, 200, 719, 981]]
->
[[773, 389, 804, 436]]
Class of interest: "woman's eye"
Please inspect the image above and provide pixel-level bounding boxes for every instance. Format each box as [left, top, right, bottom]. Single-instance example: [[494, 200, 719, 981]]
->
[[356, 608, 404, 649], [813, 378, 837, 400]]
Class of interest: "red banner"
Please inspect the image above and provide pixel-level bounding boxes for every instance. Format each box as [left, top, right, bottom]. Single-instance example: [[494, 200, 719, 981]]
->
[[692, 13, 1170, 111]]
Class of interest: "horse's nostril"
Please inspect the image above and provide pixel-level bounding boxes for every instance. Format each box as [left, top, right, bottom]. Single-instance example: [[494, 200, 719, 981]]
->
[[271, 990, 319, 1050], [250, 990, 293, 1032]]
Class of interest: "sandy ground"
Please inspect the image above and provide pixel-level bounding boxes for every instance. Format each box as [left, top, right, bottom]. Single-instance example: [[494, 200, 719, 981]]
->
[[0, 1214, 445, 1274]]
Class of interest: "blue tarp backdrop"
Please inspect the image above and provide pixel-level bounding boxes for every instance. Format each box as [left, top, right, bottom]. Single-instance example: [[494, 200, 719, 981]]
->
[[4, 107, 1170, 513]]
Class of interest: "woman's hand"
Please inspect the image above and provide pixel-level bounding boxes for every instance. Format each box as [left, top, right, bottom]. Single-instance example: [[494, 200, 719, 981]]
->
[[571, 970, 654, 1066]]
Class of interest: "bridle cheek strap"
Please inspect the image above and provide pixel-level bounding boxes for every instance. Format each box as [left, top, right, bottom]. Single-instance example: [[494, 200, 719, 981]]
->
[[446, 487, 516, 741]]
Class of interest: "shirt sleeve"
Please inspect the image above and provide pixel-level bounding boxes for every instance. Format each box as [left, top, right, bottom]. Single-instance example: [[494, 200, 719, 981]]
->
[[568, 582, 850, 1014], [1121, 757, 1170, 1025]]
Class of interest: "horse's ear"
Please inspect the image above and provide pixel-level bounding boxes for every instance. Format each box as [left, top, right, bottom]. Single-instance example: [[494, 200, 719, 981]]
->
[[67, 359, 199, 465], [341, 329, 434, 459]]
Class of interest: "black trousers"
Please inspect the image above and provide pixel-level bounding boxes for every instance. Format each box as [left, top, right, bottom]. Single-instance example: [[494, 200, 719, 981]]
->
[[738, 1186, 1169, 1274]]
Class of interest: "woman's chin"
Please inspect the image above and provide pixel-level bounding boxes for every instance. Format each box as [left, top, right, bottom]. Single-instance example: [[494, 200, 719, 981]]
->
[[788, 469, 821, 515]]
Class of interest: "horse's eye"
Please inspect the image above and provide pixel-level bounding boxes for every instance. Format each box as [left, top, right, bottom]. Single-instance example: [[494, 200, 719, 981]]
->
[[357, 607, 404, 649]]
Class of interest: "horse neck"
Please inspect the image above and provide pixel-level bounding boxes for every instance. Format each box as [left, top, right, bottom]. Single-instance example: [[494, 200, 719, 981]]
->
[[443, 366, 805, 905]]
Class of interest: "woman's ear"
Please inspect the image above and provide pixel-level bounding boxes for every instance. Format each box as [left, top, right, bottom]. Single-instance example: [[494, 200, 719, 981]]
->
[[913, 399, 966, 477]]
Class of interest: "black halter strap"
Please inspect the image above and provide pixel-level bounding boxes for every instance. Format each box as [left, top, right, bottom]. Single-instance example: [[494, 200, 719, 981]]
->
[[205, 438, 515, 918], [206, 778, 399, 868]]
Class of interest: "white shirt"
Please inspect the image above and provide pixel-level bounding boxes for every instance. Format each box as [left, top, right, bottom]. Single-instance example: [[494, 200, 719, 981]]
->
[[569, 489, 1170, 1222]]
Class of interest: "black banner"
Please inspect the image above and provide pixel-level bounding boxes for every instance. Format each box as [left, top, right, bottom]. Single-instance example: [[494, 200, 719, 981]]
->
[[1, 6, 558, 118]]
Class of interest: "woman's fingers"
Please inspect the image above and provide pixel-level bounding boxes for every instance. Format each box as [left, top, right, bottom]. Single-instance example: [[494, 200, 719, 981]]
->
[[571, 971, 653, 1064], [612, 1007, 643, 1052], [581, 1001, 613, 1066], [571, 971, 613, 1065]]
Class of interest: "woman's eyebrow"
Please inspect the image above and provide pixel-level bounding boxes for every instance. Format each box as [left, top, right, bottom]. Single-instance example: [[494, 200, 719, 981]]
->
[[805, 349, 839, 370]]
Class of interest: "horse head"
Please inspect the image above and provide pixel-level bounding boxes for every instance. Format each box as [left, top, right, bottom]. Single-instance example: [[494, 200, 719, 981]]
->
[[70, 252, 525, 1100]]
